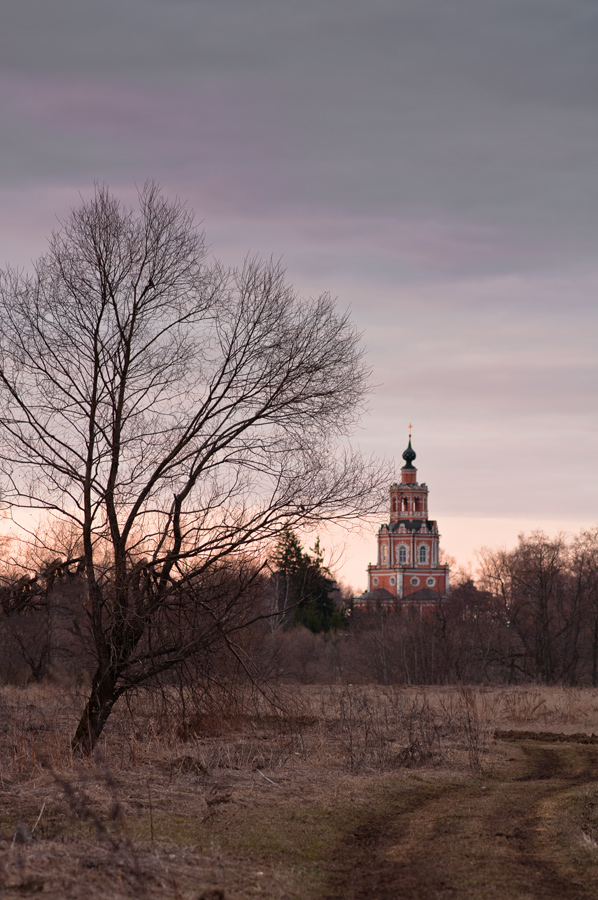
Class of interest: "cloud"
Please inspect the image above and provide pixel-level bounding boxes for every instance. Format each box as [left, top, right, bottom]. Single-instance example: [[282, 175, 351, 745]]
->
[[0, 0, 596, 562], [2, 0, 597, 257]]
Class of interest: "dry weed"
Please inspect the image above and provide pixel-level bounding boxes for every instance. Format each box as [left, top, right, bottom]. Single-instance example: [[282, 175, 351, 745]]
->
[[4, 683, 598, 898]]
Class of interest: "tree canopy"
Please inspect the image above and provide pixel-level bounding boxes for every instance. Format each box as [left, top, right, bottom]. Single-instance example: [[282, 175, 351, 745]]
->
[[0, 183, 386, 752]]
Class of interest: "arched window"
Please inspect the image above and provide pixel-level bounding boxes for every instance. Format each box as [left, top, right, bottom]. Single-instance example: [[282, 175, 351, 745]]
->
[[401, 497, 409, 513], [413, 498, 420, 513], [398, 545, 408, 564], [419, 545, 427, 564]]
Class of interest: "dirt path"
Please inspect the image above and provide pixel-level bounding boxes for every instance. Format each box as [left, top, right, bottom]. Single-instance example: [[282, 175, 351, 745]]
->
[[4, 728, 598, 899], [328, 739, 598, 900]]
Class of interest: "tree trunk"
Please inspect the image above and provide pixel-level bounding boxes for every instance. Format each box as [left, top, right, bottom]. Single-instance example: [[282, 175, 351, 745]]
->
[[592, 617, 598, 688], [71, 666, 119, 756]]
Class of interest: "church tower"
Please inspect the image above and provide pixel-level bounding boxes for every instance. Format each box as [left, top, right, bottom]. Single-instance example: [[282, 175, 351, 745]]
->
[[360, 433, 449, 607]]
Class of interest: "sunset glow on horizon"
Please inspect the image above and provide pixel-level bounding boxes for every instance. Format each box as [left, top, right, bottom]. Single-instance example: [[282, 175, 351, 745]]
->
[[1, 0, 596, 585]]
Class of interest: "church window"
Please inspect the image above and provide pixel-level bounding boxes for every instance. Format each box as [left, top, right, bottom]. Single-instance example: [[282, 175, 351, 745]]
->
[[373, 577, 379, 586], [427, 577, 435, 587], [419, 545, 427, 564], [390, 576, 396, 585], [398, 545, 408, 564], [401, 497, 409, 513], [410, 577, 420, 587]]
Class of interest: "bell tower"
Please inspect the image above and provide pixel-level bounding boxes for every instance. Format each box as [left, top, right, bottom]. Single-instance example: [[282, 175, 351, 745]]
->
[[363, 431, 449, 605]]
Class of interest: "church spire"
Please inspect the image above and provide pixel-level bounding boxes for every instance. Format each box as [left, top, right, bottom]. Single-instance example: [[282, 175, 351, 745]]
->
[[401, 428, 417, 483], [401, 434, 416, 470]]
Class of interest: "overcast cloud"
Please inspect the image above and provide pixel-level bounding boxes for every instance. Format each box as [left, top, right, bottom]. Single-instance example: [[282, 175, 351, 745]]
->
[[1, 0, 596, 584]]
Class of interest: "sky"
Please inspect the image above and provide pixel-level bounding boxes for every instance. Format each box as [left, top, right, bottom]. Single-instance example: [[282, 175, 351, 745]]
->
[[1, 0, 597, 589]]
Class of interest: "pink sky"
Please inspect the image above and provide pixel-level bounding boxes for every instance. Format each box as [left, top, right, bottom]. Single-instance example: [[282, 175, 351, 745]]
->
[[0, 0, 596, 583]]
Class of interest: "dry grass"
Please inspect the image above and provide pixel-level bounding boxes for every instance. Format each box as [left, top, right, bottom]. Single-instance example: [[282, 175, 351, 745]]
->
[[3, 683, 598, 898]]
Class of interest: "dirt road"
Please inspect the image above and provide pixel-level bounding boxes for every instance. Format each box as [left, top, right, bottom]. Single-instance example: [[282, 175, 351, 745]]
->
[[329, 738, 598, 900], [5, 717, 598, 899]]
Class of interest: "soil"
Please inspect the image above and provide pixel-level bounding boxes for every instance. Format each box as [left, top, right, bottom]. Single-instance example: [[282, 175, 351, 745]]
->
[[327, 737, 598, 900]]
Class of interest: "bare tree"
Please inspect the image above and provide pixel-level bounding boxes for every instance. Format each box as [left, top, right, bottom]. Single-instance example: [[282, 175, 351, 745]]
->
[[0, 183, 387, 753], [571, 528, 598, 686], [479, 532, 578, 683]]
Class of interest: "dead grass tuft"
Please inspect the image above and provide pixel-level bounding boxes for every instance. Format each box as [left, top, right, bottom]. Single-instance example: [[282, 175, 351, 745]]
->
[[4, 683, 598, 897]]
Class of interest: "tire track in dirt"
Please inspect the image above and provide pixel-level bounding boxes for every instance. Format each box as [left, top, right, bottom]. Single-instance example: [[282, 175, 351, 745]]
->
[[325, 782, 463, 900], [327, 741, 598, 900]]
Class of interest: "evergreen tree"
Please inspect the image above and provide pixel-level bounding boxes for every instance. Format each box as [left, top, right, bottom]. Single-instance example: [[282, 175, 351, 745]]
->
[[271, 526, 306, 622], [271, 529, 345, 633]]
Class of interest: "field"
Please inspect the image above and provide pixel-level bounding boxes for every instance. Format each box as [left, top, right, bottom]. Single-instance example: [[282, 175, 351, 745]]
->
[[3, 684, 598, 899]]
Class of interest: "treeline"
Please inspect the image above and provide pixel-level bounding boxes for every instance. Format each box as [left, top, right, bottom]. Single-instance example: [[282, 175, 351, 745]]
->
[[262, 528, 598, 686], [0, 526, 347, 686], [2, 529, 598, 688]]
